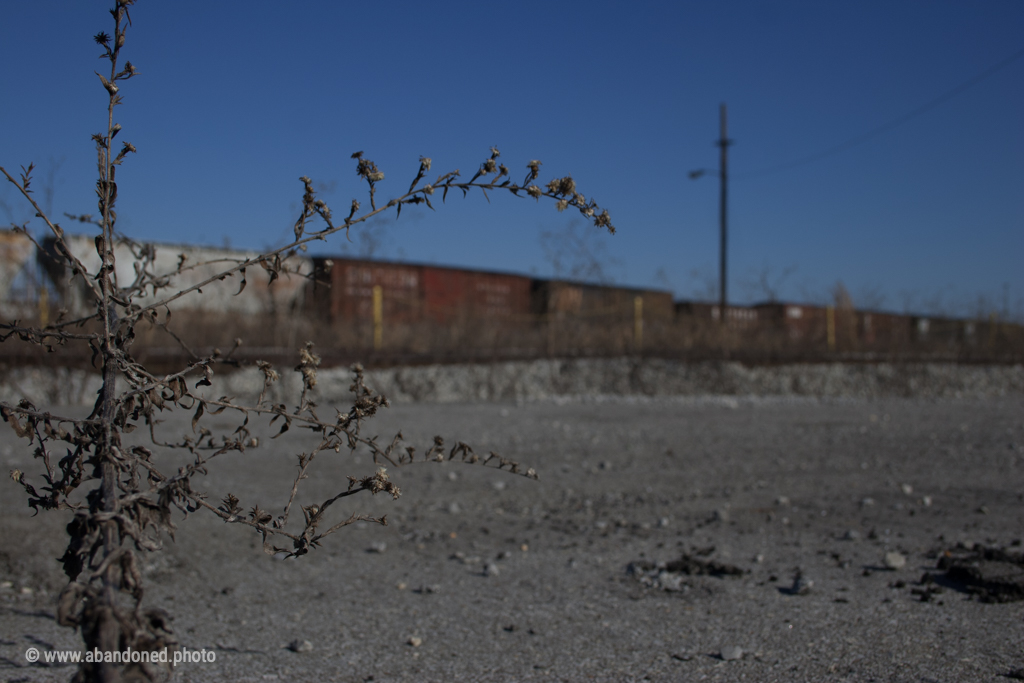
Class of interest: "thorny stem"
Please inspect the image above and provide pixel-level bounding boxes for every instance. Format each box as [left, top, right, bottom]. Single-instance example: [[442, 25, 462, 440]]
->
[[94, 6, 127, 680]]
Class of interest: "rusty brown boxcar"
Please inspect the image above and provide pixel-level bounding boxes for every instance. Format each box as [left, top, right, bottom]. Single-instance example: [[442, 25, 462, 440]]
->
[[310, 258, 422, 323], [911, 315, 979, 348], [674, 301, 760, 329], [754, 303, 828, 343], [422, 267, 532, 323], [309, 257, 533, 325], [534, 280, 673, 320], [857, 310, 912, 348]]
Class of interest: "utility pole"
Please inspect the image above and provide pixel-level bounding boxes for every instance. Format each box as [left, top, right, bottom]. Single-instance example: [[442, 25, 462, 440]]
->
[[717, 103, 733, 324], [688, 104, 734, 326]]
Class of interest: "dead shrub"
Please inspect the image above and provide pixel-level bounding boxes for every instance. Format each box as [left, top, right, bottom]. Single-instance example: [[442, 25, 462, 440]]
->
[[0, 3, 614, 681]]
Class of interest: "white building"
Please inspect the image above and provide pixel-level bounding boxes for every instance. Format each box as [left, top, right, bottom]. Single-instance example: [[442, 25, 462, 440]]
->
[[42, 233, 313, 318]]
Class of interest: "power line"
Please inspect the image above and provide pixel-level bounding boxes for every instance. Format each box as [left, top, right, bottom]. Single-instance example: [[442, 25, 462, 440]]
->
[[733, 44, 1024, 180]]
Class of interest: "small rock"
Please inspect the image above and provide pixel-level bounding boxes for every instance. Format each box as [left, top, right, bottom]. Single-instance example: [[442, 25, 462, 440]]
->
[[790, 571, 813, 595], [720, 645, 743, 661], [860, 497, 875, 508], [977, 505, 989, 515], [287, 639, 313, 653], [447, 501, 461, 514], [453, 552, 481, 566], [713, 508, 730, 522], [843, 529, 861, 541], [776, 496, 790, 506], [492, 480, 506, 491], [657, 571, 684, 592], [368, 541, 387, 554], [658, 517, 671, 528], [484, 562, 500, 577], [884, 552, 907, 570], [407, 636, 422, 648], [921, 496, 933, 507], [900, 483, 913, 495]]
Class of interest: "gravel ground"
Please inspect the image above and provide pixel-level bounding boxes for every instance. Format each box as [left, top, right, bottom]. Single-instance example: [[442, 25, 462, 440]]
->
[[2, 359, 1022, 407], [1, 367, 1023, 682]]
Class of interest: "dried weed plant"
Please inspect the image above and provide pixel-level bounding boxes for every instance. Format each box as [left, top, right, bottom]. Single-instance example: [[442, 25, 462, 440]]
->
[[0, 3, 614, 681]]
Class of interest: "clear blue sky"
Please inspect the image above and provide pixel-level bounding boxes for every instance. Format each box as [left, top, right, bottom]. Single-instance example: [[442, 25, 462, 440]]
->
[[2, 1, 1022, 319]]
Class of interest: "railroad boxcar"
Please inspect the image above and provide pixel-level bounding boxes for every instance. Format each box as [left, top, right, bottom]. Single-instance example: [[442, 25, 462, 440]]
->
[[857, 310, 912, 349], [309, 258, 423, 324], [308, 257, 534, 325], [422, 267, 532, 323], [753, 303, 827, 342], [675, 301, 761, 329], [534, 280, 673, 320]]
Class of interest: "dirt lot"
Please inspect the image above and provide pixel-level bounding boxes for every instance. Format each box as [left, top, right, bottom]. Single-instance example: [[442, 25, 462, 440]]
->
[[2, 393, 1023, 682]]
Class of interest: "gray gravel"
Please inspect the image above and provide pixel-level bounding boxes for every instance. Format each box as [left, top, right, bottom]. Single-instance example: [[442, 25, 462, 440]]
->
[[1, 364, 1023, 682], [2, 358, 1022, 407]]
